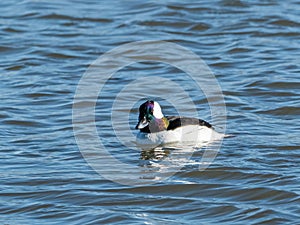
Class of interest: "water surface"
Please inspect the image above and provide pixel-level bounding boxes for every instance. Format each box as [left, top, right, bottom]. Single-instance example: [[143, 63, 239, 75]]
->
[[1, 0, 300, 224]]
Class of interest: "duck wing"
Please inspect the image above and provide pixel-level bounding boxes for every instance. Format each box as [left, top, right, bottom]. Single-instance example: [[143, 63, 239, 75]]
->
[[166, 116, 212, 130]]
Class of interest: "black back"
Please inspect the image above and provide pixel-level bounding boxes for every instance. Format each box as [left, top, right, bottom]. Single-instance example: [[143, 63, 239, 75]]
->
[[166, 116, 212, 130]]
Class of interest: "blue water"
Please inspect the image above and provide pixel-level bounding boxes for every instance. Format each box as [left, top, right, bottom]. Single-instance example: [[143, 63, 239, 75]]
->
[[1, 0, 300, 224]]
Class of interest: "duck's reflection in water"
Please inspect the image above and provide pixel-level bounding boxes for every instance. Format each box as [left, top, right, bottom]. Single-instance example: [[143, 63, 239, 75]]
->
[[140, 147, 171, 161], [138, 143, 197, 169], [137, 141, 221, 182], [136, 144, 200, 183]]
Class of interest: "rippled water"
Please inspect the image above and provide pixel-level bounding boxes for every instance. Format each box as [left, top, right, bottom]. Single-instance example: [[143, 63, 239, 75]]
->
[[1, 0, 300, 224]]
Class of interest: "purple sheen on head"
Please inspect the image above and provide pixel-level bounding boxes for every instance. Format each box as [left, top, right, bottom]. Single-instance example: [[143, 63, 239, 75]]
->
[[139, 100, 154, 116]]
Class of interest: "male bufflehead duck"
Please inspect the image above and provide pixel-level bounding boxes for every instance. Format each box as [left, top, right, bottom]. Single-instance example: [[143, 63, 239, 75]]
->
[[135, 100, 224, 146]]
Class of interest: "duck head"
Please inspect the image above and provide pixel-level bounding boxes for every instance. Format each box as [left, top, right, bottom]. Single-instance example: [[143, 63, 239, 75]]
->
[[135, 100, 164, 130]]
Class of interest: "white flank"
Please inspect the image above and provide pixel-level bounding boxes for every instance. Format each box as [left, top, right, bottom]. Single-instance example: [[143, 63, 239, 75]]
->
[[136, 125, 224, 147]]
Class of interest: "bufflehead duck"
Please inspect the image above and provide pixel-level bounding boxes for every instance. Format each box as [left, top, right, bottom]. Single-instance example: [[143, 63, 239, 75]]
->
[[135, 100, 224, 146]]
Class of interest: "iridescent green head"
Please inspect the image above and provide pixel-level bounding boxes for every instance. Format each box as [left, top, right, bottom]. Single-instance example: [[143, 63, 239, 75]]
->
[[135, 100, 164, 130]]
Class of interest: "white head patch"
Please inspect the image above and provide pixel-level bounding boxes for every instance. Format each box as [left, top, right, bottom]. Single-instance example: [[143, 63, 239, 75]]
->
[[153, 101, 164, 119]]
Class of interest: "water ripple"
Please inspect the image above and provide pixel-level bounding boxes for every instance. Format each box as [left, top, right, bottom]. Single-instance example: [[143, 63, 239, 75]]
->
[[0, 0, 300, 224]]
